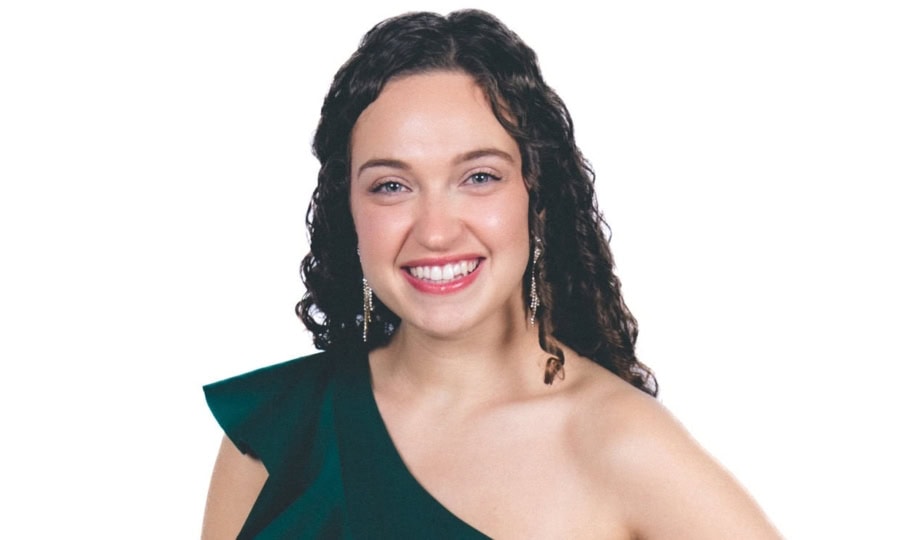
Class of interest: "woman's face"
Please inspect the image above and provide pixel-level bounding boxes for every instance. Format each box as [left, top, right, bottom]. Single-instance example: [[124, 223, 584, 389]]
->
[[349, 71, 530, 340]]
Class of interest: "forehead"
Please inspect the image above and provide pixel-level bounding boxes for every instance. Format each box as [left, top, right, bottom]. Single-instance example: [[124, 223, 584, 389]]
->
[[350, 71, 519, 167]]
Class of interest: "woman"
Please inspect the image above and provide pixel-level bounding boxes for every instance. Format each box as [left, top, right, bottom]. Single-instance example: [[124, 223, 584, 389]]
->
[[203, 10, 779, 539]]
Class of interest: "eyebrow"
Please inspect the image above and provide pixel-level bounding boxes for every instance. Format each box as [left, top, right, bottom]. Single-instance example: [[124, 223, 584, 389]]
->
[[356, 158, 410, 177], [356, 147, 515, 178], [452, 148, 515, 165]]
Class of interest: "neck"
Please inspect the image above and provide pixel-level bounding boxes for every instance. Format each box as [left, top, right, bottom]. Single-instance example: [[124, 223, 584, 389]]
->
[[370, 313, 551, 405]]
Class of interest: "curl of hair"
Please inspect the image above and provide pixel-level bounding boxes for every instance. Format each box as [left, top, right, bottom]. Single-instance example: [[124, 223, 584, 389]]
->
[[296, 10, 657, 396]]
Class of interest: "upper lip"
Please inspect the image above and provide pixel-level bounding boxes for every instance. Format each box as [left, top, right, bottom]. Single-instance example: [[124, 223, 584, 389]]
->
[[400, 254, 485, 268]]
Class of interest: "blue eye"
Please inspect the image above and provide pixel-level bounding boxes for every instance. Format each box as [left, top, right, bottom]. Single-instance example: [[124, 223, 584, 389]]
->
[[370, 181, 406, 194], [467, 172, 502, 184]]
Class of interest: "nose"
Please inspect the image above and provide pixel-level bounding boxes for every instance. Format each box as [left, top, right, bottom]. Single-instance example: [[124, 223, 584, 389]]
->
[[412, 192, 464, 251]]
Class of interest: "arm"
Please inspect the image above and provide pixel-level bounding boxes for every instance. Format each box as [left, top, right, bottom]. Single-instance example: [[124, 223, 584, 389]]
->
[[603, 394, 780, 539], [201, 435, 269, 539]]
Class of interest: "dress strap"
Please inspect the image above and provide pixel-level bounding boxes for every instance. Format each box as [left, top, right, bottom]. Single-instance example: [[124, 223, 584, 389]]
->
[[333, 350, 491, 539]]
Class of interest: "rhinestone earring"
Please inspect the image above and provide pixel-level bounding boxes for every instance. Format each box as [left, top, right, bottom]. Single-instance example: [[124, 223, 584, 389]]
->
[[362, 278, 373, 342], [529, 241, 541, 325]]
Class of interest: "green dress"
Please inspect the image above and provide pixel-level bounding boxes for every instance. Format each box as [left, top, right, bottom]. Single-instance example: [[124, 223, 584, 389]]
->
[[204, 347, 492, 539]]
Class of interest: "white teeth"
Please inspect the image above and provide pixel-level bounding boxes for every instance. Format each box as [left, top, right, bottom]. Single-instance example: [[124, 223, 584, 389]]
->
[[407, 259, 480, 283]]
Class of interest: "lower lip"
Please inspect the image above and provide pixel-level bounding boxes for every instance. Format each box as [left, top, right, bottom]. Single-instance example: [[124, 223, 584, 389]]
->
[[402, 261, 483, 295]]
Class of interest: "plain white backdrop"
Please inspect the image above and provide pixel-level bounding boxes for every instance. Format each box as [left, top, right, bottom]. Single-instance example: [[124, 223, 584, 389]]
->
[[1, 1, 907, 538]]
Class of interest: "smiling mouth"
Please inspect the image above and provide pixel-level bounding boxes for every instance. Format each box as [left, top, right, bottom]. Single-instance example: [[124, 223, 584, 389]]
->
[[406, 259, 480, 283]]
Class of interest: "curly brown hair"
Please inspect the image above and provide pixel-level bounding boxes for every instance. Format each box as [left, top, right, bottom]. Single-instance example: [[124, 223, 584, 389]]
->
[[296, 10, 657, 395]]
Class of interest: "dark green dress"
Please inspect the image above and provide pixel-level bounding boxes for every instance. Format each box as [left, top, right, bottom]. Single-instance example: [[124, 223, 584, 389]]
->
[[204, 347, 491, 539]]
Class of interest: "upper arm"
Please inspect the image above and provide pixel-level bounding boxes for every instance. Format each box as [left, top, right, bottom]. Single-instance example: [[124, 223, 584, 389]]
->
[[602, 395, 781, 540], [202, 435, 269, 540]]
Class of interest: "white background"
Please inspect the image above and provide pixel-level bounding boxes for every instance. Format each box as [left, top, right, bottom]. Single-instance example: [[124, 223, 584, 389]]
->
[[1, 1, 908, 538]]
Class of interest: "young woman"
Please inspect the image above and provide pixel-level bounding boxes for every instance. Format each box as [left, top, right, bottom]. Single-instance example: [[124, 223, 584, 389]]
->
[[203, 10, 779, 539]]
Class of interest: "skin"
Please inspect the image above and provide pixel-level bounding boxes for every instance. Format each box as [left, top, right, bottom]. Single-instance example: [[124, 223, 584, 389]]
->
[[203, 71, 780, 539], [202, 436, 267, 539]]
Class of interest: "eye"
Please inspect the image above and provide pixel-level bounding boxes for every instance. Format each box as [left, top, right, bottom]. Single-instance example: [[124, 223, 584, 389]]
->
[[466, 172, 502, 185], [370, 180, 408, 194]]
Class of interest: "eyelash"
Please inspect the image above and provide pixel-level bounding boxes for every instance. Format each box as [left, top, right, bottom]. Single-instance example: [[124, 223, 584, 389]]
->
[[466, 172, 502, 185], [369, 181, 407, 194], [368, 171, 502, 194]]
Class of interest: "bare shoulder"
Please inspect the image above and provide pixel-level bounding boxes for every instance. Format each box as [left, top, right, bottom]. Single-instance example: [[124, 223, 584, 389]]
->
[[566, 358, 780, 540], [202, 435, 269, 539]]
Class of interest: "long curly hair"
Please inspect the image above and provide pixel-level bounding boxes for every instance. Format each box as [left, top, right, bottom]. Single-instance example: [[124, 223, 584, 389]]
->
[[296, 9, 657, 395]]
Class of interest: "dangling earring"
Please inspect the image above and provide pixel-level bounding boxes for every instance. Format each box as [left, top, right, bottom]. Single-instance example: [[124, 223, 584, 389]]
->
[[362, 278, 373, 342], [529, 240, 542, 325], [357, 246, 374, 343]]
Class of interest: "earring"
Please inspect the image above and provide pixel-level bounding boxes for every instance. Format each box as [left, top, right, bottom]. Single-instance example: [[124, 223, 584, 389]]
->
[[529, 240, 541, 325], [362, 278, 373, 342]]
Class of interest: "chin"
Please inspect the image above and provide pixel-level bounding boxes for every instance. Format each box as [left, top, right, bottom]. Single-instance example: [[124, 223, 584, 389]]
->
[[400, 313, 478, 340], [413, 322, 473, 340]]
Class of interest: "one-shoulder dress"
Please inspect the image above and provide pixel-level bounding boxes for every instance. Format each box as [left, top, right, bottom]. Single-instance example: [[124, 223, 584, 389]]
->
[[204, 348, 491, 539]]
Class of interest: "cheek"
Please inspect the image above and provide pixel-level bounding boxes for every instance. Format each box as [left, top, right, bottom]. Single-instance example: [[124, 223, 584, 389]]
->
[[355, 205, 412, 234], [475, 191, 530, 244], [350, 201, 412, 268]]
